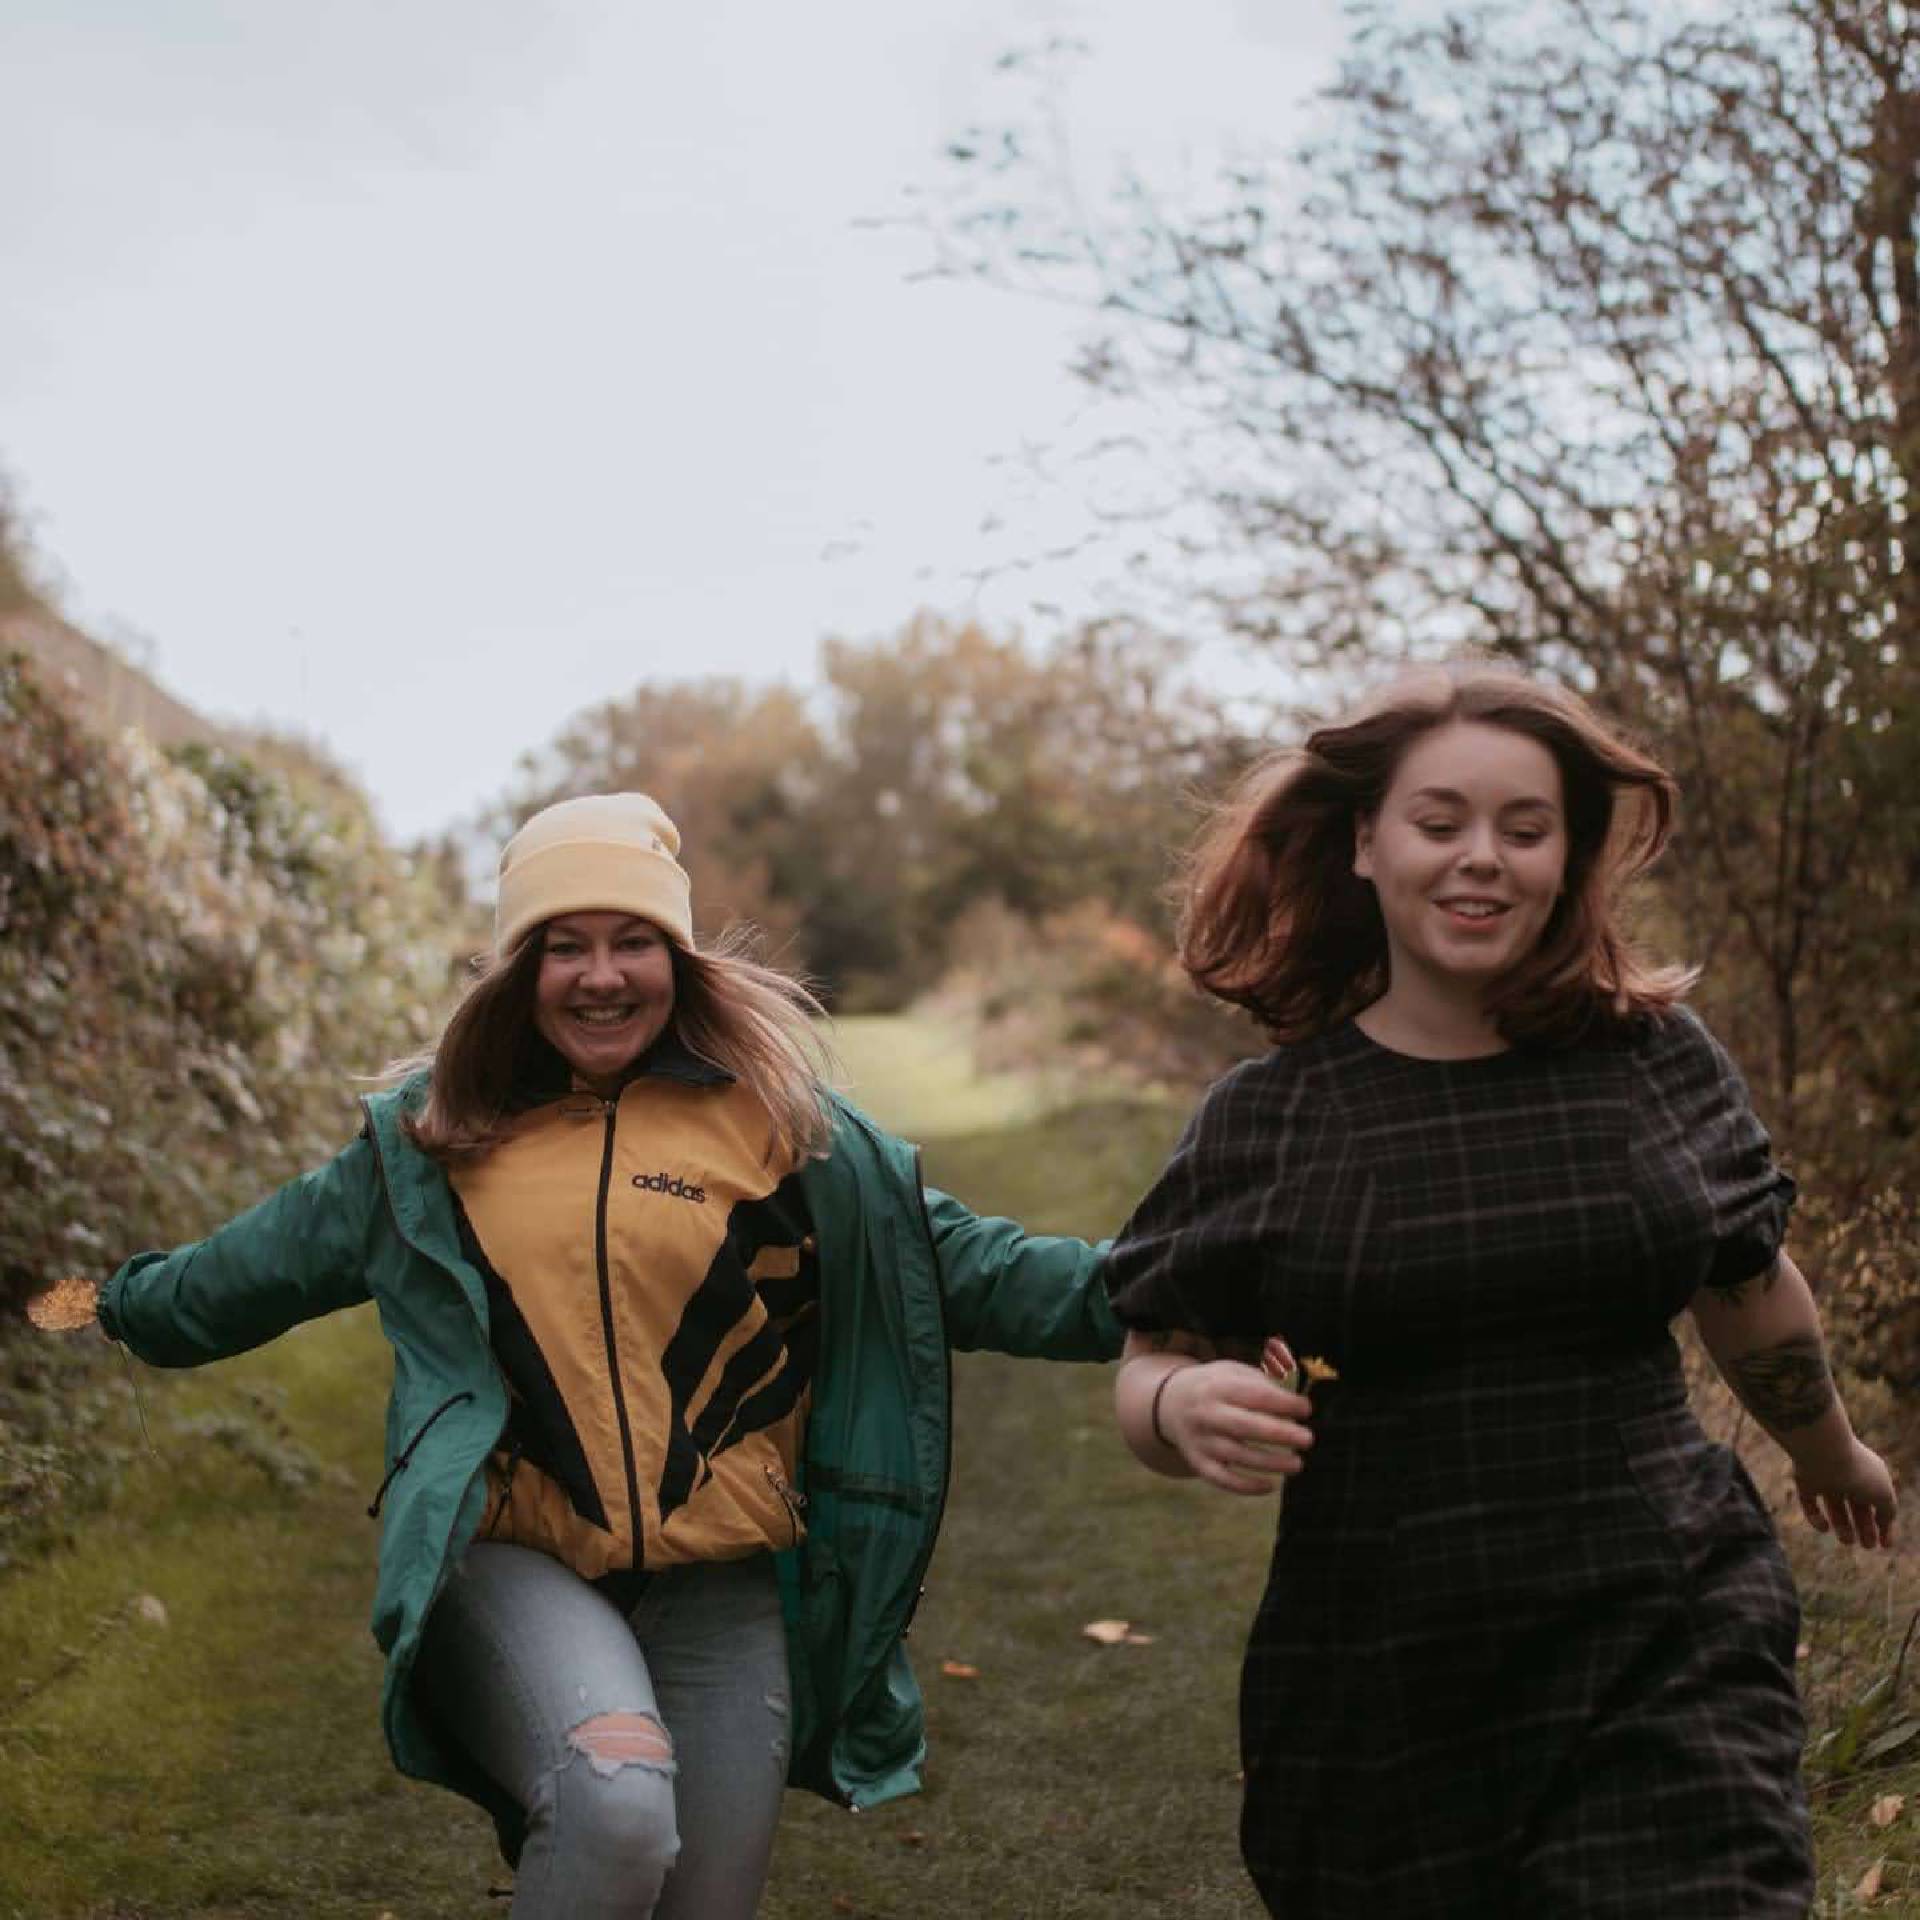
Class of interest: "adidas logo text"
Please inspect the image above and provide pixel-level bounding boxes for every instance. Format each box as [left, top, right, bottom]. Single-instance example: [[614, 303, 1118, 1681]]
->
[[633, 1171, 707, 1204]]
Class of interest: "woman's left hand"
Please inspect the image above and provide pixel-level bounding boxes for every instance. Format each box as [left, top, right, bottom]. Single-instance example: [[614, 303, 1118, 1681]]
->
[[1795, 1438, 1897, 1549]]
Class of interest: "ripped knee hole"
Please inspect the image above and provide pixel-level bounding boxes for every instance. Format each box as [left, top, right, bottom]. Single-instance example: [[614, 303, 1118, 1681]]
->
[[568, 1710, 674, 1771]]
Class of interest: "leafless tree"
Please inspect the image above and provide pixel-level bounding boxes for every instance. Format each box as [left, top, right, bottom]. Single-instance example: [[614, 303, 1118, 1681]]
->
[[934, 0, 1920, 1189]]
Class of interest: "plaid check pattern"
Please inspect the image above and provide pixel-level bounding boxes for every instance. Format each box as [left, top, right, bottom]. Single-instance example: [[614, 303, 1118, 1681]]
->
[[1107, 1009, 1809, 1918]]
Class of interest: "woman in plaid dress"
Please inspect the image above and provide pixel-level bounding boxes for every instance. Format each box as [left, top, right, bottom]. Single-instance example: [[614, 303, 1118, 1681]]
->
[[1106, 665, 1895, 1918]]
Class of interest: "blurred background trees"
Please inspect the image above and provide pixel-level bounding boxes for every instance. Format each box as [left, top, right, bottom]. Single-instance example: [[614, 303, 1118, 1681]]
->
[[2, 0, 1913, 1390], [483, 613, 1251, 1018], [932, 0, 1920, 1202]]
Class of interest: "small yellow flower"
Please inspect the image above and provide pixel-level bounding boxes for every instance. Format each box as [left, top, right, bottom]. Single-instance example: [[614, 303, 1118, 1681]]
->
[[1260, 1340, 1339, 1392]]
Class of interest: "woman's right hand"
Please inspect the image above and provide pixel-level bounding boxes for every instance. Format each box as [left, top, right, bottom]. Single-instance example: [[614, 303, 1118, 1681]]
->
[[1156, 1360, 1314, 1496], [1793, 1435, 1897, 1549]]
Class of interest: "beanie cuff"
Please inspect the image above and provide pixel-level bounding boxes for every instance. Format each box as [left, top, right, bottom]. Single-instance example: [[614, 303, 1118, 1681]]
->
[[495, 838, 694, 954]]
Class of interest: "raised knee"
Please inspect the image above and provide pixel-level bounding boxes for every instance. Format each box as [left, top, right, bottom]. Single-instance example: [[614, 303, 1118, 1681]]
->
[[557, 1711, 679, 1871]]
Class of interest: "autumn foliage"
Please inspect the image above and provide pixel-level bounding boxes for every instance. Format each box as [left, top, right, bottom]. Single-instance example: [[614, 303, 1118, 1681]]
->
[[0, 649, 459, 1320]]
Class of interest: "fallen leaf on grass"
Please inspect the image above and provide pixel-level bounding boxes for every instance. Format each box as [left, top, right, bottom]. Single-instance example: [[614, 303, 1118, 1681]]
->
[[1082, 1619, 1155, 1646], [133, 1594, 169, 1628], [940, 1659, 979, 1679], [1856, 1857, 1884, 1901], [832, 1898, 856, 1916], [1870, 1793, 1905, 1829], [900, 1828, 927, 1848]]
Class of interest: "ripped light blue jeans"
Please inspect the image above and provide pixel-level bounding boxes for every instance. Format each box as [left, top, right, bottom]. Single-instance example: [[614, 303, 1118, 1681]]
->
[[413, 1543, 791, 1920]]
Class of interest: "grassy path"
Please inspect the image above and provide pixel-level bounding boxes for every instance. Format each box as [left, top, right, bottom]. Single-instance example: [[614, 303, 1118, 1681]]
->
[[0, 1014, 1263, 1919], [4, 1013, 1917, 1915]]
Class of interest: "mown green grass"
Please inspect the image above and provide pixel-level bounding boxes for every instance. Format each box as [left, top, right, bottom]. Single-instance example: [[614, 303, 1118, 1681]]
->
[[830, 1010, 1063, 1139], [4, 1014, 1916, 1916], [0, 1306, 499, 1919]]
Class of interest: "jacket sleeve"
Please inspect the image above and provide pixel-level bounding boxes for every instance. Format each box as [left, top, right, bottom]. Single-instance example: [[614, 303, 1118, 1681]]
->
[[922, 1186, 1121, 1361], [97, 1130, 380, 1367]]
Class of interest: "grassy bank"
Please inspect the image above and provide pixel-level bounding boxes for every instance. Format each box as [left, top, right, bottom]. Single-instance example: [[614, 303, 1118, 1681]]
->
[[3, 1012, 1916, 1916]]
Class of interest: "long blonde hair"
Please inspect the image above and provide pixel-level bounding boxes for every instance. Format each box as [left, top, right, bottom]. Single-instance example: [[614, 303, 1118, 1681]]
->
[[400, 922, 836, 1164]]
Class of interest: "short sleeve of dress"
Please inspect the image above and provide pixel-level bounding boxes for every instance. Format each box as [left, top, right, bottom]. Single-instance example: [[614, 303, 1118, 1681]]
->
[[1638, 1006, 1796, 1296], [1103, 1054, 1298, 1343]]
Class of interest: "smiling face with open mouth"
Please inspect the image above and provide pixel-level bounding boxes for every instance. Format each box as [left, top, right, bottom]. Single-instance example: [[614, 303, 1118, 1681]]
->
[[1354, 719, 1568, 1007], [532, 911, 677, 1094]]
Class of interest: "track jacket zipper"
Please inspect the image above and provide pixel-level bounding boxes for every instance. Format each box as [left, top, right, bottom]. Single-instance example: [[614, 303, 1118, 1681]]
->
[[594, 1096, 648, 1568]]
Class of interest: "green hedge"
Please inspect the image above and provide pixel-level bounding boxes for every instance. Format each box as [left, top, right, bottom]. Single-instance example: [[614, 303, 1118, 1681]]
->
[[0, 650, 465, 1562]]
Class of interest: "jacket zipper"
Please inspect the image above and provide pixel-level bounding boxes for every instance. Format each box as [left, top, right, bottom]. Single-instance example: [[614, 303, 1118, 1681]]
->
[[595, 1097, 647, 1569], [897, 1147, 953, 1640], [764, 1462, 808, 1546]]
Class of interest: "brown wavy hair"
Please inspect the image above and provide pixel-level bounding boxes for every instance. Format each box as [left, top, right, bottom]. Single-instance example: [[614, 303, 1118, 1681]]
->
[[398, 923, 835, 1164], [1180, 663, 1693, 1047]]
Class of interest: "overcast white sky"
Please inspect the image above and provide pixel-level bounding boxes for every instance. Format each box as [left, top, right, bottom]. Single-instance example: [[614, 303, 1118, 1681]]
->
[[2, 1, 1350, 840]]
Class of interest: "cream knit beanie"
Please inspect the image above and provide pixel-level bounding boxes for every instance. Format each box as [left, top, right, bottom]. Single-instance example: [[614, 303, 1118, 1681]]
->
[[494, 792, 694, 955]]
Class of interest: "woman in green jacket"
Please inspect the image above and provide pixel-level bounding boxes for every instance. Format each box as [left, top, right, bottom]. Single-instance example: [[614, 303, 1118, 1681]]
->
[[39, 791, 1120, 1920]]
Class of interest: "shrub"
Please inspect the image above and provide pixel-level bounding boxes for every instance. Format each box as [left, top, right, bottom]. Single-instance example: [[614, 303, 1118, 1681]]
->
[[0, 651, 466, 1562]]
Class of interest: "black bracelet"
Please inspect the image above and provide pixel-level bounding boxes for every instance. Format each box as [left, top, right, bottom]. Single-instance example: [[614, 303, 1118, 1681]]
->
[[1149, 1366, 1184, 1449]]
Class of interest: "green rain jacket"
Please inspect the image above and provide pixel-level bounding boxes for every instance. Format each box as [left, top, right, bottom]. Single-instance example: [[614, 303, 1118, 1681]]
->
[[99, 1076, 1119, 1848]]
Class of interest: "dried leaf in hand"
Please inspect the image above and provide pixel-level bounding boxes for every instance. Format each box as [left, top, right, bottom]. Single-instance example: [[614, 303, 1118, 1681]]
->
[[26, 1274, 101, 1333], [1870, 1792, 1905, 1829], [1082, 1619, 1133, 1645], [1300, 1354, 1341, 1384], [939, 1659, 979, 1679]]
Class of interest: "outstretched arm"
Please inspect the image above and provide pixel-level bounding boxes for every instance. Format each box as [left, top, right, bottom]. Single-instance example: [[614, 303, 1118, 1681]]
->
[[1689, 1249, 1896, 1548], [922, 1186, 1120, 1360], [79, 1131, 380, 1367], [1114, 1329, 1313, 1496]]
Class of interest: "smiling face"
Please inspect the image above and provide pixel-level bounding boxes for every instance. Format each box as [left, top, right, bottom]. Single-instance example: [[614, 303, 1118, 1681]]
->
[[532, 911, 677, 1093], [1353, 720, 1568, 1003]]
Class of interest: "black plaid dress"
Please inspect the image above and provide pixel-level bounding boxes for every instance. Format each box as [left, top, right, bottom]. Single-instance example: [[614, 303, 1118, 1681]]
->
[[1106, 1007, 1811, 1918]]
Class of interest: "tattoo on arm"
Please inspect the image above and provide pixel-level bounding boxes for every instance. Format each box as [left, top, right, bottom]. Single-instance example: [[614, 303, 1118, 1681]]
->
[[1725, 1335, 1836, 1433], [1704, 1257, 1783, 1312]]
